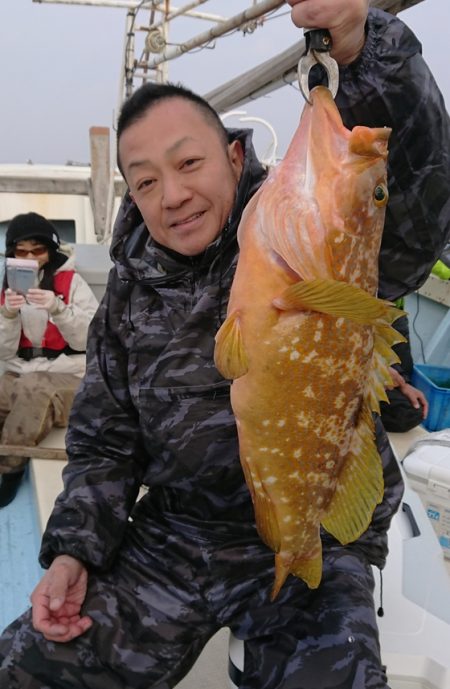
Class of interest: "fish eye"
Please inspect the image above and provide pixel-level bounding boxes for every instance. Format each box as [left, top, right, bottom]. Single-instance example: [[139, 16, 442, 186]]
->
[[373, 184, 388, 207]]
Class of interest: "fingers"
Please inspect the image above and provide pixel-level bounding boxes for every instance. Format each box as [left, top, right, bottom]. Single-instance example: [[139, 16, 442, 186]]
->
[[286, 0, 369, 64], [416, 390, 429, 418], [30, 556, 92, 642], [4, 288, 26, 312], [401, 383, 429, 418], [26, 288, 56, 312]]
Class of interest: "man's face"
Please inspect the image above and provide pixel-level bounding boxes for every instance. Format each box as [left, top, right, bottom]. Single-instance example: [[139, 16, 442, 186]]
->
[[119, 98, 244, 256]]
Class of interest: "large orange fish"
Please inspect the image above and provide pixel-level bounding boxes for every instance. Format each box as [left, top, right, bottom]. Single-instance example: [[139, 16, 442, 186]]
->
[[215, 86, 404, 599]]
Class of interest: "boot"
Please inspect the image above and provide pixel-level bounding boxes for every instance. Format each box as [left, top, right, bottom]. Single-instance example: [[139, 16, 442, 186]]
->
[[0, 470, 26, 508]]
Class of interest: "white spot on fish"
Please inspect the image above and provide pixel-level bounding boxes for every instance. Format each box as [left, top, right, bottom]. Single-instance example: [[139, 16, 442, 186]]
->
[[334, 233, 345, 244], [279, 346, 289, 353], [293, 449, 302, 459], [266, 476, 278, 484], [283, 515, 292, 523], [334, 392, 346, 409], [303, 385, 315, 399], [297, 412, 310, 428], [262, 420, 271, 427], [289, 471, 300, 479], [336, 318, 345, 328], [326, 460, 336, 470], [290, 351, 300, 361], [302, 350, 318, 363], [277, 419, 286, 428], [314, 330, 322, 343], [271, 448, 280, 454], [291, 337, 300, 345], [259, 447, 269, 453]]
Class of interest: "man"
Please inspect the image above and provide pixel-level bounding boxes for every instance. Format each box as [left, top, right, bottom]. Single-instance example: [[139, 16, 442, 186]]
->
[[1, 1, 449, 687]]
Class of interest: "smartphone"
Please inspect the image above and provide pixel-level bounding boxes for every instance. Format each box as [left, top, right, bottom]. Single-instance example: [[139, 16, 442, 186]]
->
[[6, 258, 39, 295]]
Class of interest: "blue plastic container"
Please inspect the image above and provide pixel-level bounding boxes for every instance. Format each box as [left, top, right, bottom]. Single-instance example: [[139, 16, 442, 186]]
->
[[411, 364, 450, 431]]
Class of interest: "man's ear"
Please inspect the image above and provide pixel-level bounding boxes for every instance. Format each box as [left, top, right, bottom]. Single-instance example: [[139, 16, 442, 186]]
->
[[228, 139, 244, 180]]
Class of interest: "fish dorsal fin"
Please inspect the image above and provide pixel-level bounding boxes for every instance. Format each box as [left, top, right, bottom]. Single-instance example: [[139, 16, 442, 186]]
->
[[273, 278, 394, 324], [321, 405, 383, 544], [214, 310, 249, 380], [366, 320, 407, 414]]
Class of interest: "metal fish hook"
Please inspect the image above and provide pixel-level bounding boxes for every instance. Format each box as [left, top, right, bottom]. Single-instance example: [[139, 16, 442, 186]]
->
[[298, 28, 339, 103]]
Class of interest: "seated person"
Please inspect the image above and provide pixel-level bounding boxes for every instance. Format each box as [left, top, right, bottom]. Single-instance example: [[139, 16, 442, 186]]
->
[[380, 312, 428, 433], [0, 212, 98, 507]]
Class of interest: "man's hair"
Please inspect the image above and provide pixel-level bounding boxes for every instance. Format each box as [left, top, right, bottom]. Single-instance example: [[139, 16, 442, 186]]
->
[[116, 82, 229, 177]]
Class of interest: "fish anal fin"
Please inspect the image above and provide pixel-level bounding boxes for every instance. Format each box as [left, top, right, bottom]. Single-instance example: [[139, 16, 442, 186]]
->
[[321, 405, 383, 544], [273, 279, 392, 324], [214, 311, 249, 380]]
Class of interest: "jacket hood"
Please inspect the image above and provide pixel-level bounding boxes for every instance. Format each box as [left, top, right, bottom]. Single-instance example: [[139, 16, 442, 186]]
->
[[109, 128, 267, 286]]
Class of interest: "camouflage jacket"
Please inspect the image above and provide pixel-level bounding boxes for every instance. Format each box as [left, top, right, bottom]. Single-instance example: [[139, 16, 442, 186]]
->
[[40, 8, 449, 572]]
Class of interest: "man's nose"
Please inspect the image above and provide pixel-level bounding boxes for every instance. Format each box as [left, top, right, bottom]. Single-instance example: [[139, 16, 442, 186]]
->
[[161, 174, 192, 208]]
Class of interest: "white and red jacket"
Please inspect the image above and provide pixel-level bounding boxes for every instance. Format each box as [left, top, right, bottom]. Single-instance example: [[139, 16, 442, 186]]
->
[[0, 249, 98, 377]]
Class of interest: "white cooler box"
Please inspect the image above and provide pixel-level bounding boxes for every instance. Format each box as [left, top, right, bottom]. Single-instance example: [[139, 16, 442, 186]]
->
[[403, 430, 450, 560]]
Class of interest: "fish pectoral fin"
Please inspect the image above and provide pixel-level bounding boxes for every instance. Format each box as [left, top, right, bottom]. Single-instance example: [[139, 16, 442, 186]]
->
[[321, 404, 383, 544], [273, 279, 394, 324], [214, 310, 249, 380]]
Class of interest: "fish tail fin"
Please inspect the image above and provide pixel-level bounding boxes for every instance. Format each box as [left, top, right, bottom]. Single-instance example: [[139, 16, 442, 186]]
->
[[271, 554, 291, 601], [271, 548, 322, 600]]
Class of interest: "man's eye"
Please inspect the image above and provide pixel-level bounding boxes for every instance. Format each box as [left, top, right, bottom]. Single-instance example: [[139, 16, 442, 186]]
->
[[183, 158, 200, 169], [137, 179, 154, 191]]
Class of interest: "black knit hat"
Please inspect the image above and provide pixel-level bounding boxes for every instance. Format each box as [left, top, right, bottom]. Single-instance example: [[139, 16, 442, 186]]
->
[[6, 212, 60, 252]]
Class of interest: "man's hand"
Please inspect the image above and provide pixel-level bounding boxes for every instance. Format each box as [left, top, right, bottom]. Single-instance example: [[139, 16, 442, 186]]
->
[[399, 382, 429, 419], [26, 288, 58, 313], [387, 366, 429, 419], [287, 0, 369, 65], [31, 555, 93, 642], [3, 288, 26, 315]]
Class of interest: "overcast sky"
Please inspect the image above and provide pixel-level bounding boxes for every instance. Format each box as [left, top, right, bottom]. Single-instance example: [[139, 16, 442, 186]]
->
[[0, 0, 448, 166]]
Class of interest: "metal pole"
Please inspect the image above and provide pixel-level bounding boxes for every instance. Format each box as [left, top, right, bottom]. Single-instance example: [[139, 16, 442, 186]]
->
[[32, 0, 217, 13], [146, 0, 285, 69], [151, 2, 226, 29]]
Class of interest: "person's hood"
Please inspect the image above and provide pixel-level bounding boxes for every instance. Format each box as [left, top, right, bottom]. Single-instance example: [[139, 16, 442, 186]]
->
[[109, 128, 267, 286], [55, 243, 75, 269]]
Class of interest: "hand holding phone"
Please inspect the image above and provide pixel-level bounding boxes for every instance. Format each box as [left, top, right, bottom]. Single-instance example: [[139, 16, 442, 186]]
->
[[6, 258, 39, 295], [4, 288, 26, 314]]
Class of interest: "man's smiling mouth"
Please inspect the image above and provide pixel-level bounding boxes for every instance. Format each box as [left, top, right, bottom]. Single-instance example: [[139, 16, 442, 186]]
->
[[171, 211, 205, 228]]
